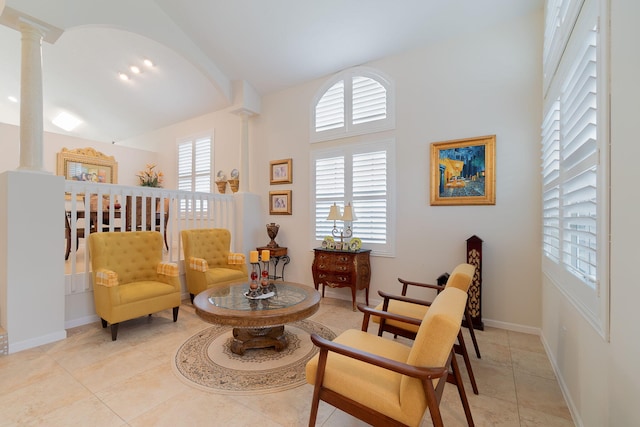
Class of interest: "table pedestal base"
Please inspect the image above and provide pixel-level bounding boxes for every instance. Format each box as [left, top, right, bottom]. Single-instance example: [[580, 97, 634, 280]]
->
[[231, 325, 287, 355]]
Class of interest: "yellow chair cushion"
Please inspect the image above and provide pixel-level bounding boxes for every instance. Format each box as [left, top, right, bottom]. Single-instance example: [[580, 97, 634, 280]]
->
[[445, 263, 476, 292], [207, 267, 246, 283], [372, 300, 426, 334], [117, 281, 179, 305], [306, 330, 414, 423]]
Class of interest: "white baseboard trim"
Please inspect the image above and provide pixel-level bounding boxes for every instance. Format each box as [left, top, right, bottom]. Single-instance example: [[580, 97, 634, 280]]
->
[[539, 334, 582, 427], [9, 330, 67, 354], [482, 318, 541, 335], [65, 314, 100, 329]]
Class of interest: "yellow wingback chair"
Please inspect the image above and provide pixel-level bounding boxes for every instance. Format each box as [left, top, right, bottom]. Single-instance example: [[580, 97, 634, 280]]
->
[[181, 228, 248, 302], [373, 263, 480, 395], [88, 231, 181, 341], [306, 287, 474, 427]]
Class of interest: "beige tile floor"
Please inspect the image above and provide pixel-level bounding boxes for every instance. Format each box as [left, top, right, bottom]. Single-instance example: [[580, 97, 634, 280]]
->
[[0, 297, 574, 426]]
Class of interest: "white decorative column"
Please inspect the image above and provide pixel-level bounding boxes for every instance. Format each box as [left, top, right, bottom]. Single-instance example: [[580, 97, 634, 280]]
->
[[18, 19, 46, 172], [239, 112, 250, 192]]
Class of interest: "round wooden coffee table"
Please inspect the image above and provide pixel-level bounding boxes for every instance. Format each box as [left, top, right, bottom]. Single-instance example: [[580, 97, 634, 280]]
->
[[193, 281, 321, 355]]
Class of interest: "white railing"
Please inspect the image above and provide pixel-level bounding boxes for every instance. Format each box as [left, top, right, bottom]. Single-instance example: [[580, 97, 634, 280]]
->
[[64, 181, 235, 294]]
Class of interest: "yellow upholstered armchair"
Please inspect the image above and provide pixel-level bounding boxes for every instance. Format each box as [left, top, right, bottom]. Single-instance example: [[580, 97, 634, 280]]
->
[[374, 263, 480, 395], [306, 287, 474, 427], [181, 228, 248, 303], [88, 231, 181, 341]]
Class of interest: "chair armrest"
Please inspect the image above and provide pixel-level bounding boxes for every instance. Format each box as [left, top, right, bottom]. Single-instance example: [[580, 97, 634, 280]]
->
[[398, 277, 444, 296], [188, 257, 208, 272], [228, 253, 246, 265], [378, 290, 434, 307], [95, 269, 119, 287], [310, 333, 447, 380], [157, 262, 179, 277], [357, 303, 423, 331]]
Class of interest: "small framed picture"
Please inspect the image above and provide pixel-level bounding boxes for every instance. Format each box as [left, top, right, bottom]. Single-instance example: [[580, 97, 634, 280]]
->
[[269, 190, 292, 215], [270, 158, 293, 184]]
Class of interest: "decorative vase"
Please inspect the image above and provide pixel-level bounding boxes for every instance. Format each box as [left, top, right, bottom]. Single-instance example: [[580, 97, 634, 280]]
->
[[228, 179, 239, 193], [266, 223, 280, 248], [216, 181, 227, 194]]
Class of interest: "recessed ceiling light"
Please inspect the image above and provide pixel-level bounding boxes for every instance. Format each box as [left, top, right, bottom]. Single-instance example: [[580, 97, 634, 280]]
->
[[8, 96, 18, 103], [52, 112, 82, 131], [119, 72, 130, 81], [130, 65, 141, 74], [143, 59, 154, 68]]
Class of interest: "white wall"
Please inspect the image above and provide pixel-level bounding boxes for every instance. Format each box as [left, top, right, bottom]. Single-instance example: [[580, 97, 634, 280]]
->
[[120, 108, 244, 193], [541, 1, 640, 426], [252, 11, 543, 329], [0, 122, 158, 186]]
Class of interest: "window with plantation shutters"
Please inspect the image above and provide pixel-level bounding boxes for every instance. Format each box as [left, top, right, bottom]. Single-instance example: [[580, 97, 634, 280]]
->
[[178, 134, 212, 213], [541, 0, 609, 339], [312, 141, 395, 256], [315, 81, 344, 132], [311, 67, 395, 142]]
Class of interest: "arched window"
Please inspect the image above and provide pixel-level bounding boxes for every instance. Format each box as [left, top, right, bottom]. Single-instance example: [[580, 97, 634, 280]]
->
[[311, 67, 395, 142], [311, 67, 396, 257]]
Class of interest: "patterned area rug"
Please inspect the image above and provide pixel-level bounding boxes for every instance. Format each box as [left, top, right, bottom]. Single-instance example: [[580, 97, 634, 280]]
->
[[172, 319, 336, 395]]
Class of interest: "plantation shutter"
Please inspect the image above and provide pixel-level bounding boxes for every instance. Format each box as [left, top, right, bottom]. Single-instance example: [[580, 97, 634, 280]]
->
[[352, 76, 387, 125], [178, 142, 193, 192], [541, 100, 561, 262], [178, 135, 212, 213], [559, 17, 598, 285], [541, 0, 607, 337], [315, 81, 345, 132], [314, 156, 345, 239], [352, 150, 387, 244], [194, 137, 212, 193]]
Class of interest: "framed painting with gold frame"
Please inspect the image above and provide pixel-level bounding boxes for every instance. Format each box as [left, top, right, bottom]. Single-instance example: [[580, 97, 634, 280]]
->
[[57, 147, 118, 184], [269, 190, 292, 215], [430, 135, 495, 206], [269, 158, 292, 184]]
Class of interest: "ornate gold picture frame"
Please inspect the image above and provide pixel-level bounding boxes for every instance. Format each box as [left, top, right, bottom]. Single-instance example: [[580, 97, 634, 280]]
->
[[269, 158, 293, 184], [57, 147, 118, 184], [269, 190, 292, 215], [430, 135, 495, 206]]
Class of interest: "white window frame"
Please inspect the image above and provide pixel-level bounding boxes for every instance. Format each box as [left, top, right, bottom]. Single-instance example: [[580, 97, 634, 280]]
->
[[177, 132, 213, 214], [542, 0, 610, 340], [310, 66, 396, 143], [311, 139, 396, 257]]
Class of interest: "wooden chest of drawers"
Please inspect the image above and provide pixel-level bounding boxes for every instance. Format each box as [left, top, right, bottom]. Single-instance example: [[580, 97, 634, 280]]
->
[[312, 248, 371, 311]]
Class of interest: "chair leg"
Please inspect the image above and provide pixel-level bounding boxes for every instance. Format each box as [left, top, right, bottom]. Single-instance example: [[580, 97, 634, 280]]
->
[[190, 293, 195, 304], [309, 349, 329, 426], [465, 308, 481, 358], [101, 318, 107, 328], [450, 350, 475, 427], [111, 323, 119, 341], [173, 307, 179, 322], [456, 330, 479, 394]]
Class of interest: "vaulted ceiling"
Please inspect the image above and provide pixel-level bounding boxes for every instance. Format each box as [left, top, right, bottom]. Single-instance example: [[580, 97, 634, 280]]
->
[[0, 0, 542, 144]]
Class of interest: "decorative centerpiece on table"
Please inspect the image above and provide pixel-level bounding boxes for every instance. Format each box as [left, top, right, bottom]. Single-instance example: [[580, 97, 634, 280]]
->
[[246, 250, 275, 299], [137, 164, 163, 187]]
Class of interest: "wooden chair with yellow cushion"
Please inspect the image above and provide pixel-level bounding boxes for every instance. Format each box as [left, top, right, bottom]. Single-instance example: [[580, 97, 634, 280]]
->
[[373, 263, 480, 395], [88, 231, 181, 341], [181, 228, 248, 303], [306, 287, 474, 427]]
